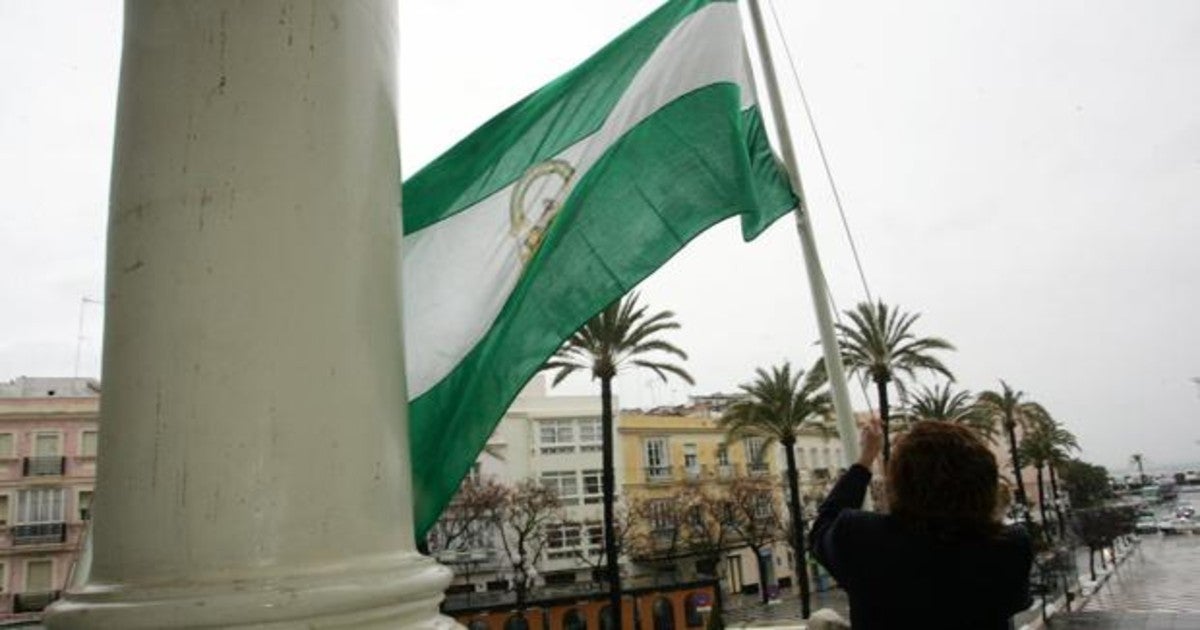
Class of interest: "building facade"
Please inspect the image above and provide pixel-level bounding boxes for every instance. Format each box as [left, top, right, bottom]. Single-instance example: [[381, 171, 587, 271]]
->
[[618, 412, 777, 596], [432, 376, 617, 592], [0, 377, 98, 621]]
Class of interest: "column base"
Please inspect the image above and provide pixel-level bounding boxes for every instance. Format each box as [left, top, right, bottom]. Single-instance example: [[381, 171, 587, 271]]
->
[[44, 552, 457, 629]]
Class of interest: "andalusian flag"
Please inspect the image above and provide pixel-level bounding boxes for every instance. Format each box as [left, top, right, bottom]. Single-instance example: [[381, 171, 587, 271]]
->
[[404, 0, 797, 534]]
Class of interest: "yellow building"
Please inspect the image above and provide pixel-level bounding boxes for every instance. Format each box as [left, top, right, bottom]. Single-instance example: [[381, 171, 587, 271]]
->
[[618, 412, 787, 596]]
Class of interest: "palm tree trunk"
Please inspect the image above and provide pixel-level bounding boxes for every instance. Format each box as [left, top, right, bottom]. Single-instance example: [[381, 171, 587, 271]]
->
[[1048, 464, 1066, 538], [1006, 420, 1033, 531], [782, 439, 811, 618], [876, 377, 891, 464], [600, 375, 623, 626], [1088, 547, 1096, 581], [1036, 464, 1049, 541]]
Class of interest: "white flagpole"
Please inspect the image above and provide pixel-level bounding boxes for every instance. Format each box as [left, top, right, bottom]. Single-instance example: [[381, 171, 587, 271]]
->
[[744, 0, 860, 464]]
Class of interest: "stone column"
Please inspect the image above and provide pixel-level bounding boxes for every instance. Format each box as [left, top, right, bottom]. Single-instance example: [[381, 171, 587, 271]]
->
[[45, 1, 453, 627]]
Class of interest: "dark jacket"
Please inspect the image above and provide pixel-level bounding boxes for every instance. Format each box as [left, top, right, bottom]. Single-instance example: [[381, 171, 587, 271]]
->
[[809, 464, 1033, 630]]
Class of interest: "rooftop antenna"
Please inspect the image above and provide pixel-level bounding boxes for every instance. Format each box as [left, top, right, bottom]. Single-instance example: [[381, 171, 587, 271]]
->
[[73, 296, 103, 377]]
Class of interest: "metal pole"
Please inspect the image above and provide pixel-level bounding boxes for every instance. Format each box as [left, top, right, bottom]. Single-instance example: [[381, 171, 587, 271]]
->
[[744, 0, 859, 464]]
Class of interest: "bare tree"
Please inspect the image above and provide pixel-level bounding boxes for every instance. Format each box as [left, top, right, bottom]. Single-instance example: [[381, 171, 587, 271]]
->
[[494, 479, 563, 606], [724, 475, 784, 604], [427, 475, 507, 555], [426, 475, 507, 591], [627, 487, 702, 580], [567, 502, 631, 581]]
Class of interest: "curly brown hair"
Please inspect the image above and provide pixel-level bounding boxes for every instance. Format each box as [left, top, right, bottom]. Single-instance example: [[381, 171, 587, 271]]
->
[[886, 421, 1002, 540]]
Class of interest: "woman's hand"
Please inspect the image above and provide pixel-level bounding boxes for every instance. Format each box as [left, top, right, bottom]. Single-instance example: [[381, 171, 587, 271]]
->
[[857, 418, 883, 469]]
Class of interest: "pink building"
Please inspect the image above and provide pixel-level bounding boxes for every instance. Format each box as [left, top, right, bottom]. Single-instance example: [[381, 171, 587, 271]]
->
[[0, 377, 98, 621]]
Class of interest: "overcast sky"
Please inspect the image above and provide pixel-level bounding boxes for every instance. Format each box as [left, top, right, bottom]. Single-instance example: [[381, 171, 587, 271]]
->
[[1, 0, 1198, 471]]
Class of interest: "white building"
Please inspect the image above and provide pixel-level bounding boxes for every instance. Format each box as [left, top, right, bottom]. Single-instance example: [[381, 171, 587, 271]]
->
[[436, 375, 619, 592]]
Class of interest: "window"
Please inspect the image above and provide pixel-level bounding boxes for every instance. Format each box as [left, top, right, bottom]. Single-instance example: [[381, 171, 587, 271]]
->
[[25, 559, 53, 593], [600, 606, 616, 630], [582, 469, 603, 504], [560, 524, 581, 549], [745, 437, 767, 472], [797, 446, 807, 469], [563, 608, 587, 630], [0, 434, 13, 458], [644, 437, 670, 480], [78, 491, 93, 521], [504, 613, 530, 630], [685, 592, 706, 627], [16, 488, 65, 524], [80, 431, 98, 457], [0, 495, 8, 526], [716, 443, 729, 466], [540, 471, 580, 505], [585, 521, 604, 548], [683, 444, 699, 475], [546, 522, 583, 559], [809, 448, 820, 469], [538, 419, 575, 454], [648, 499, 674, 532], [578, 418, 602, 452], [33, 433, 61, 457], [652, 597, 675, 630], [822, 448, 831, 468], [753, 495, 774, 520]]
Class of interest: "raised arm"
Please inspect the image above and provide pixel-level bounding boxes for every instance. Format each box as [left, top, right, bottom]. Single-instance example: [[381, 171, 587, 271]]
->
[[808, 420, 882, 583]]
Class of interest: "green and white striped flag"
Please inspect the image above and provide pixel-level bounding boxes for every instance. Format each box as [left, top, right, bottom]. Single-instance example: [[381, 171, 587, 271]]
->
[[404, 0, 797, 534]]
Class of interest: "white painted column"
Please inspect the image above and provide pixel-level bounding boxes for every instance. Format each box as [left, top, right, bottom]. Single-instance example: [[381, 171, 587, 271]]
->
[[45, 1, 454, 628]]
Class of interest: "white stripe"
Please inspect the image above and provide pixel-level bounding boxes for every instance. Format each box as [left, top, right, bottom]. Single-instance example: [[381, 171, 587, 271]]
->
[[403, 3, 755, 397]]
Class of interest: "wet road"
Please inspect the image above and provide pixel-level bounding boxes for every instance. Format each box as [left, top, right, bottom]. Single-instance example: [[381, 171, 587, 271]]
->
[[1081, 534, 1200, 615], [1051, 493, 1200, 629]]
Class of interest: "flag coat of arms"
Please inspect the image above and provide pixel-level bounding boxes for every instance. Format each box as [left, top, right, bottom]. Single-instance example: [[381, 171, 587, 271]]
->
[[403, 0, 798, 534]]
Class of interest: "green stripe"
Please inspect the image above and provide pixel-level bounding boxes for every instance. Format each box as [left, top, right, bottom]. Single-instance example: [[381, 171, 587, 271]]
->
[[402, 0, 733, 235], [410, 83, 797, 535]]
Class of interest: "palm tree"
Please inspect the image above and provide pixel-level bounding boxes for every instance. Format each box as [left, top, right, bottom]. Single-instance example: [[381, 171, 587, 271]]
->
[[1018, 417, 1077, 541], [719, 362, 831, 618], [1043, 422, 1079, 537], [901, 383, 995, 441], [543, 293, 693, 623], [977, 381, 1050, 531], [1129, 453, 1146, 486], [823, 301, 955, 463]]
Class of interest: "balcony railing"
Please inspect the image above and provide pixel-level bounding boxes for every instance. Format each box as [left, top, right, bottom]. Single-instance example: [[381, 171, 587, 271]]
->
[[747, 463, 771, 476], [644, 465, 672, 483], [12, 522, 67, 546], [23, 456, 66, 476], [716, 464, 735, 480], [639, 463, 778, 484], [13, 591, 60, 613]]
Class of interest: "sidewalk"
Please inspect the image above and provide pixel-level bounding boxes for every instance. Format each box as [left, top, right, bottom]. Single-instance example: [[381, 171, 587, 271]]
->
[[1047, 534, 1200, 629], [723, 588, 849, 627]]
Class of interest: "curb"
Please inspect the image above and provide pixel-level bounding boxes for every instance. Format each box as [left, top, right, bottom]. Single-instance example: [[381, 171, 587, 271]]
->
[[1020, 539, 1139, 630]]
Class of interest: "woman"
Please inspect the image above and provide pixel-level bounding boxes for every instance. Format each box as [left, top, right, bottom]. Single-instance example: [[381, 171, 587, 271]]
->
[[809, 420, 1033, 629]]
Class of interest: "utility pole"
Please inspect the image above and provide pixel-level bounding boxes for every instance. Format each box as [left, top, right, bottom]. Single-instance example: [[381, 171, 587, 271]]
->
[[72, 296, 102, 377]]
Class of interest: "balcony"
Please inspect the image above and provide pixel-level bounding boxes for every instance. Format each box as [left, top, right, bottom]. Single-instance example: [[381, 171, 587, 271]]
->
[[13, 590, 60, 613], [12, 522, 66, 546], [23, 455, 65, 477], [747, 463, 771, 476], [644, 465, 673, 483]]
